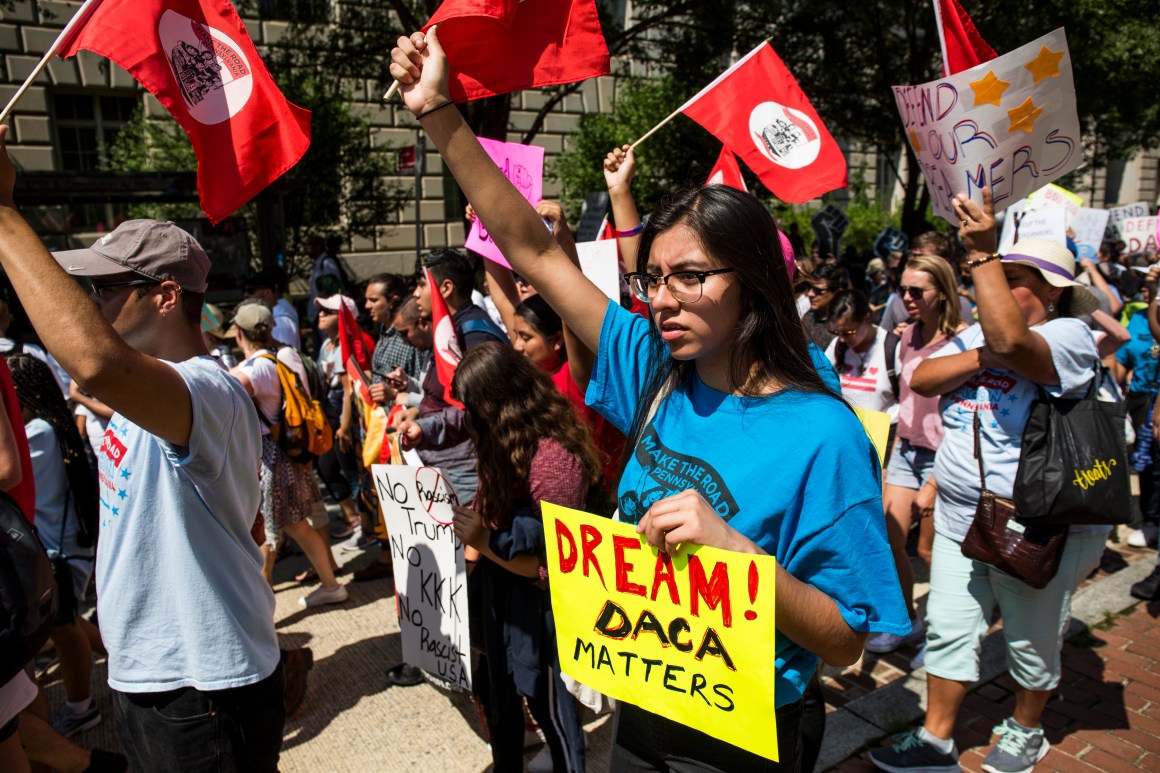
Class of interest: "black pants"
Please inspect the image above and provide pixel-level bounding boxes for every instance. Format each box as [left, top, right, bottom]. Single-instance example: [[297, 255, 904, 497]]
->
[[610, 698, 803, 772], [1127, 392, 1160, 524], [112, 664, 285, 773]]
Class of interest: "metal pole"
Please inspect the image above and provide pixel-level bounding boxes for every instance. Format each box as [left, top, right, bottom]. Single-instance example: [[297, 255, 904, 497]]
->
[[415, 134, 425, 264]]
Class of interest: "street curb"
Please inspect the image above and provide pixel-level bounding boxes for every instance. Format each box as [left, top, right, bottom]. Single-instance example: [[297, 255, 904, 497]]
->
[[815, 554, 1156, 771]]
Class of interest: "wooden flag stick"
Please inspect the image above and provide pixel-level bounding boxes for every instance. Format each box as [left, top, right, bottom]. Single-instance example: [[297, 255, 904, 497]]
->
[[382, 80, 401, 103], [0, 0, 100, 123], [630, 104, 685, 149]]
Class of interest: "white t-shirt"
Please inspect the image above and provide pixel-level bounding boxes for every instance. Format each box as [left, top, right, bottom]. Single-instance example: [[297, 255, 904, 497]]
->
[[75, 404, 108, 460], [929, 319, 1098, 542], [238, 348, 311, 435], [96, 356, 276, 692], [825, 326, 900, 420]]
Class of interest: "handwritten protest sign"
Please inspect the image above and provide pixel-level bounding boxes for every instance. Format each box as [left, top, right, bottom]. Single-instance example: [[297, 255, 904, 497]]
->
[[372, 464, 471, 690], [465, 137, 544, 267], [544, 503, 779, 760], [1071, 208, 1111, 259], [893, 28, 1080, 225], [1121, 216, 1159, 255], [1107, 202, 1151, 240], [998, 200, 1067, 253], [1024, 182, 1082, 225], [577, 239, 620, 302]]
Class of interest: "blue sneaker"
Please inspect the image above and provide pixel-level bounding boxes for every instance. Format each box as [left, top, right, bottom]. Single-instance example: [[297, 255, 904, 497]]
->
[[981, 718, 1049, 773], [50, 700, 101, 737], [868, 728, 960, 773]]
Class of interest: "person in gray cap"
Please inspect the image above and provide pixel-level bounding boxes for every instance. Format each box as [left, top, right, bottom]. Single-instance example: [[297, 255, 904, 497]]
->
[[0, 125, 285, 771]]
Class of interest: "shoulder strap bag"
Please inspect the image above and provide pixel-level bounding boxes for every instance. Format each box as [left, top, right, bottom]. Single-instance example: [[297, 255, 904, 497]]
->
[[961, 411, 1069, 590]]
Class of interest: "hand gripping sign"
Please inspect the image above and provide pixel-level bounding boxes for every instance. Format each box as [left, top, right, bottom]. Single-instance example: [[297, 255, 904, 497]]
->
[[543, 503, 779, 761], [372, 464, 471, 690]]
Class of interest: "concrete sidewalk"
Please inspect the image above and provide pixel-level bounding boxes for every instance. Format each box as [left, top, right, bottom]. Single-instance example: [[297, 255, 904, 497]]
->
[[41, 529, 1160, 772]]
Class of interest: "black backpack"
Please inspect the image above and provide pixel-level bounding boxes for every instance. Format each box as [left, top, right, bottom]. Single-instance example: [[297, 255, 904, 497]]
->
[[0, 490, 56, 684]]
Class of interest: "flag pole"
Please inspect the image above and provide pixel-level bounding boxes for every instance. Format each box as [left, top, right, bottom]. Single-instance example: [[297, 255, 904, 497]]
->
[[382, 80, 400, 103], [931, 0, 950, 78], [0, 0, 100, 123], [629, 104, 685, 150]]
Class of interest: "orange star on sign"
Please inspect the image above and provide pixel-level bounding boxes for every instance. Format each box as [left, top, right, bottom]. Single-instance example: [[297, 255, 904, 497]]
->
[[1024, 46, 1064, 84], [908, 129, 921, 153], [1007, 97, 1044, 134], [969, 71, 1009, 107]]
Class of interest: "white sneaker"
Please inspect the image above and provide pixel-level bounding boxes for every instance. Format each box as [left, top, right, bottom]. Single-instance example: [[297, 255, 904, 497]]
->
[[865, 618, 925, 654], [527, 745, 553, 773], [299, 583, 349, 608], [1128, 524, 1159, 548]]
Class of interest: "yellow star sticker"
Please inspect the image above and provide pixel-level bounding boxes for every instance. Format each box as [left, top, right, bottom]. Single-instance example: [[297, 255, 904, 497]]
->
[[1024, 46, 1064, 84], [908, 129, 922, 153], [1007, 97, 1044, 134], [969, 70, 1009, 107]]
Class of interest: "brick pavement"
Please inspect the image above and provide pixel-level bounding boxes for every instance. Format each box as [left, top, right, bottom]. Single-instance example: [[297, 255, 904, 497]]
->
[[830, 553, 1160, 772]]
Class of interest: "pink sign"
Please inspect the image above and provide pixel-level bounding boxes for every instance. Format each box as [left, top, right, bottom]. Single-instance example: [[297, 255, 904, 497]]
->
[[465, 137, 544, 268]]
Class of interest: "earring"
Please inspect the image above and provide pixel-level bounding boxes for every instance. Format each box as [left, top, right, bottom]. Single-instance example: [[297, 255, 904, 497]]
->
[[1047, 303, 1055, 314]]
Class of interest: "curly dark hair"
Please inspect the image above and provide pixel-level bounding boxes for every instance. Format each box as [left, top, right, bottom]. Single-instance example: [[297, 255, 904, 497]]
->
[[452, 343, 601, 527]]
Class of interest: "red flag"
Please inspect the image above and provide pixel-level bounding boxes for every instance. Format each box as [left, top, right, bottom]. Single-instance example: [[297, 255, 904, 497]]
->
[[426, 268, 465, 409], [57, 0, 311, 224], [706, 145, 748, 192], [423, 0, 610, 102], [933, 0, 996, 76], [680, 43, 846, 204], [337, 300, 375, 403]]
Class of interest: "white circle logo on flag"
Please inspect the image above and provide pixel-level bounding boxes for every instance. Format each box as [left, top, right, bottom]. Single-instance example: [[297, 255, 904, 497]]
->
[[158, 10, 254, 125], [433, 315, 460, 368], [748, 102, 821, 169]]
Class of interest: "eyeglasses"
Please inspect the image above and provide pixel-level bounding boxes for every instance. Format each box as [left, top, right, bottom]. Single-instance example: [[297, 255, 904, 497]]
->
[[318, 308, 336, 316], [827, 324, 862, 338], [625, 268, 737, 304], [897, 285, 935, 301], [807, 284, 835, 296], [89, 278, 159, 299]]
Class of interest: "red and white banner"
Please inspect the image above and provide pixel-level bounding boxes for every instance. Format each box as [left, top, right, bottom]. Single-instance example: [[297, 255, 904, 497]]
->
[[58, 0, 310, 224], [680, 42, 847, 203], [706, 145, 747, 191], [426, 268, 464, 409], [424, 0, 610, 102]]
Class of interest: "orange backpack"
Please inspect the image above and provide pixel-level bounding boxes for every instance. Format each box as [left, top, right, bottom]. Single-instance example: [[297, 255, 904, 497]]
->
[[257, 352, 333, 463]]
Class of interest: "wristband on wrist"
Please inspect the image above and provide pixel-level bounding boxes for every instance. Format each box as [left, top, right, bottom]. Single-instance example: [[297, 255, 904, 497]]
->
[[615, 223, 644, 237], [965, 252, 1001, 270], [417, 99, 455, 120]]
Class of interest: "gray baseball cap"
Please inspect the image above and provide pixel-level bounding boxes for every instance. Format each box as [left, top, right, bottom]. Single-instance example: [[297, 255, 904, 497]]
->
[[53, 219, 211, 293]]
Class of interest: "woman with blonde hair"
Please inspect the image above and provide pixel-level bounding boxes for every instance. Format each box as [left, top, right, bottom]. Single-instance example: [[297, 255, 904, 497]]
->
[[864, 253, 967, 659]]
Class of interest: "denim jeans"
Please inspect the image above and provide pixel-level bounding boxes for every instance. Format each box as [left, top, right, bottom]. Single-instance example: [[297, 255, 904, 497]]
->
[[112, 664, 285, 772]]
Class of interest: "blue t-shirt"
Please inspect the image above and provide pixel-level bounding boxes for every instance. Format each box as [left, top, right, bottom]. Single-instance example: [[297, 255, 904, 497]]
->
[[929, 320, 1098, 542], [96, 356, 278, 692], [586, 301, 910, 707], [1116, 310, 1160, 395]]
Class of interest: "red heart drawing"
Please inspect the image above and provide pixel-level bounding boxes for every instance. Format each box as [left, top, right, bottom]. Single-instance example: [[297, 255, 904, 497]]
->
[[868, 367, 879, 375]]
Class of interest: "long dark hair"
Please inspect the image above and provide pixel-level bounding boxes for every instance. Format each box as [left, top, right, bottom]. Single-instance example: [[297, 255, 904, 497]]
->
[[452, 343, 601, 527], [8, 354, 100, 547], [620, 185, 844, 477]]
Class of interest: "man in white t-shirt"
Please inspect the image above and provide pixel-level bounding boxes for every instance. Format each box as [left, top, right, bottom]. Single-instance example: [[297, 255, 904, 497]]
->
[[0, 137, 286, 773]]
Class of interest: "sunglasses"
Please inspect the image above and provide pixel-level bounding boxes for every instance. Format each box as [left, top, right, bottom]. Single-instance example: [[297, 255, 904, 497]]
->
[[807, 285, 835, 295], [89, 278, 159, 299], [897, 285, 935, 300], [827, 325, 861, 338]]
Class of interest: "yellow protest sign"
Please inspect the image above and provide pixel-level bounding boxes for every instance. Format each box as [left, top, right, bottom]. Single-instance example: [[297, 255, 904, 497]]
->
[[543, 502, 779, 761], [854, 407, 892, 466]]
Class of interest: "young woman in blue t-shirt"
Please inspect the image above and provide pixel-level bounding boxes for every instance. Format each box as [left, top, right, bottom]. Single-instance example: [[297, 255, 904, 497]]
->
[[388, 30, 910, 769]]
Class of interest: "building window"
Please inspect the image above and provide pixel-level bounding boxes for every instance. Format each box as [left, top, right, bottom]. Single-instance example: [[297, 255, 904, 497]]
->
[[52, 93, 138, 172], [50, 93, 139, 231], [258, 0, 331, 24]]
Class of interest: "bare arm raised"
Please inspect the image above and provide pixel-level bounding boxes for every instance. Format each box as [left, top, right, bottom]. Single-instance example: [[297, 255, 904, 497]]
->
[[0, 126, 195, 447], [389, 29, 609, 352]]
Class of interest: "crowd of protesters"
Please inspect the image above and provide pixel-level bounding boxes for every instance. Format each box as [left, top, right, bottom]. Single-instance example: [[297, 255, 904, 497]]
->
[[0, 30, 1158, 773]]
